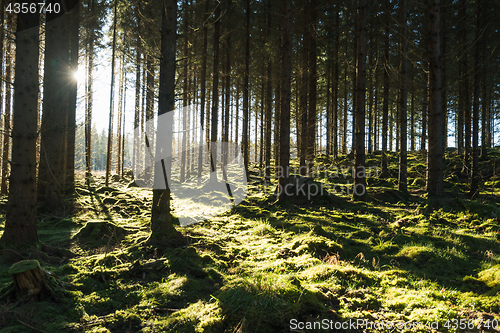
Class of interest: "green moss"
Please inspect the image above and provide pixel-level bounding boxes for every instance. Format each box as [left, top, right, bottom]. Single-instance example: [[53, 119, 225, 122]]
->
[[8, 260, 41, 275]]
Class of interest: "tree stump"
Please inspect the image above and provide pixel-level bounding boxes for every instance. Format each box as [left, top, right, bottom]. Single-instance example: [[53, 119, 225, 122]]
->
[[8, 260, 48, 298]]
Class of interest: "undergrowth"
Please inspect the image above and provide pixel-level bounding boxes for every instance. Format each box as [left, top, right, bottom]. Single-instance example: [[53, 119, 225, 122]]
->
[[0, 149, 500, 332]]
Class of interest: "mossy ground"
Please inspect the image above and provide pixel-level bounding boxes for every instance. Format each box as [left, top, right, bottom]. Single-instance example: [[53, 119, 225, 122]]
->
[[1, 149, 500, 332]]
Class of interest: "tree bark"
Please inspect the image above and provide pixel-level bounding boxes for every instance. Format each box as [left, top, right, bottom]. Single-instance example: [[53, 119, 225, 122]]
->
[[209, 1, 221, 183], [1, 13, 12, 195], [105, 0, 118, 186], [0, 3, 39, 248], [381, 1, 390, 177], [38, 0, 71, 208], [426, 0, 444, 197], [149, 0, 183, 245], [278, 0, 292, 202], [353, 0, 367, 200], [306, 0, 317, 175], [398, 0, 408, 192], [242, 0, 250, 175]]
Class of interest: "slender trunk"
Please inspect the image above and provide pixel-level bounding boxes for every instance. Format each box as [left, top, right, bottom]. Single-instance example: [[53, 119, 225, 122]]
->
[[105, 0, 118, 186], [66, 1, 79, 194], [470, 0, 481, 197], [381, 3, 390, 176], [354, 0, 367, 200], [85, 0, 95, 183], [278, 0, 291, 201], [426, 0, 444, 197], [116, 54, 124, 177], [299, 33, 308, 174], [264, 0, 272, 180], [198, 0, 209, 184], [333, 7, 339, 158], [242, 0, 250, 175], [133, 2, 141, 179], [1, 14, 12, 195], [398, 0, 408, 192], [223, 0, 232, 180], [306, 0, 317, 175], [210, 1, 221, 182]]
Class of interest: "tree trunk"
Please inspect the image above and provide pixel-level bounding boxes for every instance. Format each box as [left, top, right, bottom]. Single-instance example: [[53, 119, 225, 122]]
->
[[66, 0, 79, 195], [299, 32, 308, 174], [0, 4, 39, 248], [85, 0, 95, 185], [1, 13, 12, 195], [381, 2, 390, 177], [398, 0, 408, 192], [105, 0, 118, 186], [333, 7, 339, 159], [198, 0, 209, 185], [470, 0, 481, 197], [306, 0, 317, 175], [38, 0, 71, 208], [426, 0, 444, 197], [149, 0, 184, 245], [133, 1, 141, 180], [210, 1, 221, 183], [278, 0, 292, 202], [353, 0, 367, 200], [116, 54, 124, 177], [242, 0, 250, 175], [264, 0, 272, 180]]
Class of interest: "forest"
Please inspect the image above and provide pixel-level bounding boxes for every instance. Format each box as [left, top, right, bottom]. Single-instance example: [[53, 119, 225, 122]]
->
[[1, 0, 500, 332]]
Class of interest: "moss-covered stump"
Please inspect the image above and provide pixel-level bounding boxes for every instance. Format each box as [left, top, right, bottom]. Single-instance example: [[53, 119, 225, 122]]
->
[[9, 260, 46, 297], [73, 221, 128, 246], [6, 260, 65, 300]]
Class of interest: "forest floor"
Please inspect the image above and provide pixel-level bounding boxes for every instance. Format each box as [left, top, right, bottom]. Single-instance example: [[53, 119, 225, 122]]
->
[[1, 149, 500, 332]]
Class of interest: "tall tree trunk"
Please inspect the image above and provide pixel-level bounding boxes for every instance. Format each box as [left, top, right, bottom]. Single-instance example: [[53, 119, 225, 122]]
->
[[426, 0, 444, 197], [1, 13, 12, 195], [133, 1, 141, 180], [398, 0, 408, 192], [149, 0, 183, 245], [440, 0, 447, 150], [278, 0, 292, 202], [105, 0, 118, 186], [457, 0, 466, 152], [264, 0, 272, 181], [306, 0, 317, 175], [421, 91, 427, 151], [353, 0, 367, 200], [223, 0, 232, 180], [242, 0, 250, 175], [66, 1, 79, 195], [299, 32, 308, 174], [470, 0, 481, 197], [198, 0, 209, 185], [210, 0, 221, 183], [116, 54, 124, 177], [85, 0, 95, 184], [367, 30, 373, 155], [381, 1, 390, 177], [333, 7, 339, 159], [0, 3, 39, 248], [38, 0, 71, 208], [181, 0, 189, 183]]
